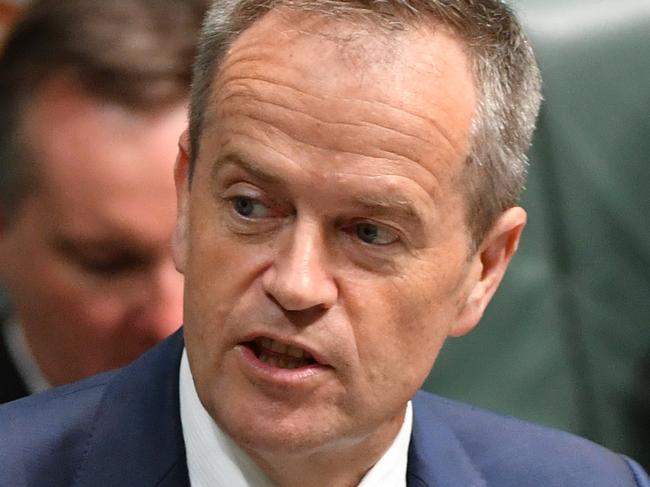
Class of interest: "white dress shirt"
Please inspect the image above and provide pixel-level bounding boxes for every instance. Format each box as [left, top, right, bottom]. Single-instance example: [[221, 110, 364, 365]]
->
[[179, 349, 412, 487], [2, 319, 50, 394]]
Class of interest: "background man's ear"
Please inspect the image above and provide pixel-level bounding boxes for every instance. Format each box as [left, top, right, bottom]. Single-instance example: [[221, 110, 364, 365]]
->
[[172, 131, 191, 274], [450, 206, 527, 337]]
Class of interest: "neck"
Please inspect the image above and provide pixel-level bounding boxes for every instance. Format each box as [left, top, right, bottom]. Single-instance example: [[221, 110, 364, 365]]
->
[[18, 317, 70, 387], [244, 408, 406, 487]]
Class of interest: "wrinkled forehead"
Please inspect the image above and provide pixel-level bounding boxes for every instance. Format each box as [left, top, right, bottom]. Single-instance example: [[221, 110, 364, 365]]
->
[[204, 7, 475, 149], [191, 7, 478, 229], [204, 10, 405, 119]]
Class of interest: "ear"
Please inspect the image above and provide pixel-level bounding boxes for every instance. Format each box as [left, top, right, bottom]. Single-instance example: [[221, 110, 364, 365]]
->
[[172, 130, 191, 274], [450, 206, 527, 337]]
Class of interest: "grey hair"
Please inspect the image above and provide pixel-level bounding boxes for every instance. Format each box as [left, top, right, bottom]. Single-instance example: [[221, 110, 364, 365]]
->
[[189, 0, 542, 245]]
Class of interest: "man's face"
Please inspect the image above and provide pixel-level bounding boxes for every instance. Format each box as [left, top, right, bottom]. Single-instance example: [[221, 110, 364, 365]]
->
[[0, 77, 185, 385], [175, 11, 511, 460]]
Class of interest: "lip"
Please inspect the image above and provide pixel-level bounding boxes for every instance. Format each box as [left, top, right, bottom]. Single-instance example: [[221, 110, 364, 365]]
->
[[235, 333, 334, 386], [239, 331, 332, 367]]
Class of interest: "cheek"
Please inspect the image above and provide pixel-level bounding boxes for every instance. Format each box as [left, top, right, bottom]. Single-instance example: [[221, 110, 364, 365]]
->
[[11, 256, 93, 318], [49, 288, 134, 340], [33, 261, 150, 330], [183, 224, 268, 353], [347, 271, 457, 390], [185, 188, 277, 310], [186, 234, 261, 317]]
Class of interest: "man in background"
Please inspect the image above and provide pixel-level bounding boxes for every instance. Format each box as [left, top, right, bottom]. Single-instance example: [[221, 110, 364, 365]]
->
[[0, 0, 209, 402]]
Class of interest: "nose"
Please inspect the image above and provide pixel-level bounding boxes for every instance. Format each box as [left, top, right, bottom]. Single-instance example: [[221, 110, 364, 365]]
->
[[261, 222, 338, 312], [129, 258, 184, 338]]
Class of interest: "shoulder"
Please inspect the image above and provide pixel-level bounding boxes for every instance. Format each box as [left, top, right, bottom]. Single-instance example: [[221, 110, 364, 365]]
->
[[0, 371, 114, 486], [0, 330, 187, 487], [412, 391, 650, 486]]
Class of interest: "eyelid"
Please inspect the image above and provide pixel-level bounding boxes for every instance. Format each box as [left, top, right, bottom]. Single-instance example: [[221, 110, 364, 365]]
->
[[77, 255, 147, 276], [221, 182, 292, 223], [221, 181, 265, 200], [344, 219, 403, 246], [361, 223, 400, 245], [231, 196, 271, 220]]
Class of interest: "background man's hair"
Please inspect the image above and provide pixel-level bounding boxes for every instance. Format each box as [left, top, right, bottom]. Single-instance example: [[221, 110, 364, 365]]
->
[[189, 0, 542, 246], [0, 0, 210, 219]]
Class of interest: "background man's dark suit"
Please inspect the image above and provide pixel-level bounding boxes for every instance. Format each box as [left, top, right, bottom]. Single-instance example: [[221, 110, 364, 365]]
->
[[0, 313, 28, 404], [1, 330, 648, 487]]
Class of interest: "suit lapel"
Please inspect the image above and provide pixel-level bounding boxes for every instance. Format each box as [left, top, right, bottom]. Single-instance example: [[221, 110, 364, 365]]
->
[[0, 318, 29, 404], [407, 392, 487, 487], [72, 330, 190, 487]]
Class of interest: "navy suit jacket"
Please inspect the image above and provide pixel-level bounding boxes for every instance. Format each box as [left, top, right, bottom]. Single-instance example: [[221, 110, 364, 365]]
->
[[0, 330, 648, 487], [0, 316, 30, 405]]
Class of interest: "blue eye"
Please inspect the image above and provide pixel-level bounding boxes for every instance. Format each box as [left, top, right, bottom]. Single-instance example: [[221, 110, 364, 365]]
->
[[232, 196, 268, 218], [355, 223, 398, 245]]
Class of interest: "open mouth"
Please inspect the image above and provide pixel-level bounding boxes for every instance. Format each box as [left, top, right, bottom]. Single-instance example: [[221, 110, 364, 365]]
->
[[245, 337, 318, 370]]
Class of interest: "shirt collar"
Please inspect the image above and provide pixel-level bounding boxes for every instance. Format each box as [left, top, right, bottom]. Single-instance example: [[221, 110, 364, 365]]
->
[[179, 348, 412, 487], [2, 318, 50, 394]]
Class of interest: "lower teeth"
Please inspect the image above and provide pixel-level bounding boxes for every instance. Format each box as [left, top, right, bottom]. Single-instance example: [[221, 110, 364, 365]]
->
[[258, 352, 308, 369]]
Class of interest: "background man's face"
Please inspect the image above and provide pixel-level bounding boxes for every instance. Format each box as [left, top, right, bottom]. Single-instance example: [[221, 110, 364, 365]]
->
[[176, 11, 480, 459], [0, 77, 185, 385]]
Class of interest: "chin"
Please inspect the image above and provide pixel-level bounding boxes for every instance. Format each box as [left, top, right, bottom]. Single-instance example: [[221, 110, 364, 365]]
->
[[210, 395, 344, 455]]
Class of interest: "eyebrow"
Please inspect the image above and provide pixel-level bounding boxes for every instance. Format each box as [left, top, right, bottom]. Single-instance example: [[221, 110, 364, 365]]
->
[[54, 235, 148, 255], [211, 153, 284, 186], [211, 152, 428, 228], [351, 193, 426, 228]]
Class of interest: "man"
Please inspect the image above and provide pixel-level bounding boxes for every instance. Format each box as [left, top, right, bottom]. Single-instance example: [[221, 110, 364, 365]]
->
[[1, 0, 649, 485], [0, 0, 209, 402]]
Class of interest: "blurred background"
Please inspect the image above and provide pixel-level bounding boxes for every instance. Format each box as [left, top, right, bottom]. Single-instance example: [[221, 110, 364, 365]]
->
[[1, 0, 649, 469], [425, 0, 650, 469], [0, 0, 208, 402], [0, 0, 27, 45]]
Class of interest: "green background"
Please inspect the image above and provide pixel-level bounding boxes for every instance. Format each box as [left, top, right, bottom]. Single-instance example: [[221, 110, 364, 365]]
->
[[424, 0, 650, 468]]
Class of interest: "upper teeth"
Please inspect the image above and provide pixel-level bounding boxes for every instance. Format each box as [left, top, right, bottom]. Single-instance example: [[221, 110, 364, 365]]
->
[[256, 337, 311, 360]]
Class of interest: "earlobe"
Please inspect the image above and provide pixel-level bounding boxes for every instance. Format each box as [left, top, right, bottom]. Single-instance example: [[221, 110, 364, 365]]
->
[[172, 131, 191, 274], [450, 207, 527, 337]]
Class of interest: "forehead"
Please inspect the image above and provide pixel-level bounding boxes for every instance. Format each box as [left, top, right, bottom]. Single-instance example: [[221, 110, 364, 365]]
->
[[200, 9, 476, 203], [21, 76, 183, 238]]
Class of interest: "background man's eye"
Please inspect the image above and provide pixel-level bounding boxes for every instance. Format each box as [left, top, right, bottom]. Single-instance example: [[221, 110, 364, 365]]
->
[[355, 223, 398, 245], [232, 197, 267, 218], [77, 254, 148, 277], [79, 260, 119, 276]]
